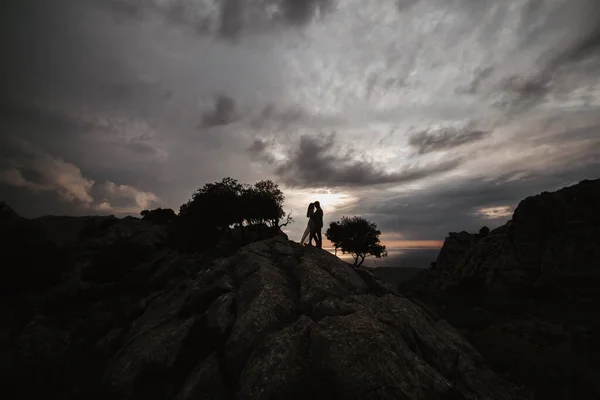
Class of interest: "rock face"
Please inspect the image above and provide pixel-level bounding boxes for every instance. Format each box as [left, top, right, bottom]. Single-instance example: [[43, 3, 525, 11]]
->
[[401, 178, 600, 400], [0, 207, 521, 400], [408, 179, 600, 296]]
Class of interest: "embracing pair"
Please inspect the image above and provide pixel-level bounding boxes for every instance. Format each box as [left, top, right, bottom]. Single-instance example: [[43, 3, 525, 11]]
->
[[300, 201, 323, 248]]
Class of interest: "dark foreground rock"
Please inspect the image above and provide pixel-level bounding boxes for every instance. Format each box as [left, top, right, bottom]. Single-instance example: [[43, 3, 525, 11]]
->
[[402, 178, 600, 400], [0, 204, 522, 400]]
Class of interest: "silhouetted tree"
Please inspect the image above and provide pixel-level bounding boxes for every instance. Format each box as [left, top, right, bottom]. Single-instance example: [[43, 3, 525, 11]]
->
[[140, 208, 176, 225], [244, 180, 286, 227], [479, 226, 490, 238], [172, 177, 292, 252], [325, 216, 387, 267]]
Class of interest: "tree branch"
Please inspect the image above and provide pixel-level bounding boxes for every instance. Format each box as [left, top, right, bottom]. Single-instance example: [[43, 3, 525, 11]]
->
[[277, 210, 294, 228], [357, 254, 365, 267]]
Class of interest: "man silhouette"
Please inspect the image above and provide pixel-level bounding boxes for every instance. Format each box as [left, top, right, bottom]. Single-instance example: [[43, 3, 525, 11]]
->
[[311, 201, 323, 249]]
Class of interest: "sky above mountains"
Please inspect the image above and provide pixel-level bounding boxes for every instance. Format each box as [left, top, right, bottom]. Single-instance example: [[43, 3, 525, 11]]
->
[[1, 0, 599, 253]]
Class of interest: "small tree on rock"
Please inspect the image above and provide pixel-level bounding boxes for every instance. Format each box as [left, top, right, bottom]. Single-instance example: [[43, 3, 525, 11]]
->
[[325, 216, 387, 267], [140, 208, 176, 225], [249, 180, 286, 227], [479, 226, 490, 238]]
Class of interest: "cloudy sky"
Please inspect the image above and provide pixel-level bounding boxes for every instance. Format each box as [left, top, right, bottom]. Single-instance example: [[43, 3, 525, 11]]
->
[[1, 0, 599, 264]]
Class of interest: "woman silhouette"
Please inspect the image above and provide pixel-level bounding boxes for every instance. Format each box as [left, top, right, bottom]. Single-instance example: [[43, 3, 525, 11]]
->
[[300, 202, 315, 245]]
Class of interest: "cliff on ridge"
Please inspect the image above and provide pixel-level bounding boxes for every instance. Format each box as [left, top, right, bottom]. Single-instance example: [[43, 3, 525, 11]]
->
[[401, 178, 600, 400]]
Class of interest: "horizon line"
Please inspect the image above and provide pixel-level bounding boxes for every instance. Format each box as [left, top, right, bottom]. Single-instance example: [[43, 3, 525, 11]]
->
[[322, 246, 442, 251]]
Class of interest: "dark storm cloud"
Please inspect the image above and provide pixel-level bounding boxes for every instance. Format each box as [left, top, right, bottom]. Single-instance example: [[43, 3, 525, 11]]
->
[[408, 126, 490, 155], [0, 0, 140, 114], [448, 2, 600, 115], [495, 72, 554, 113], [548, 5, 600, 66], [96, 0, 143, 18], [219, 0, 243, 39], [459, 66, 494, 94], [564, 26, 600, 62], [248, 138, 275, 164], [395, 0, 420, 13], [0, 102, 81, 135], [282, 0, 332, 25], [248, 104, 343, 132], [252, 104, 305, 127], [200, 95, 239, 128], [94, 0, 333, 39], [0, 101, 162, 158], [365, 166, 600, 241], [253, 133, 463, 188], [126, 142, 162, 156]]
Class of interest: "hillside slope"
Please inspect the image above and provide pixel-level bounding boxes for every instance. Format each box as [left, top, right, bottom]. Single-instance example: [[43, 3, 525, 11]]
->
[[0, 203, 522, 400]]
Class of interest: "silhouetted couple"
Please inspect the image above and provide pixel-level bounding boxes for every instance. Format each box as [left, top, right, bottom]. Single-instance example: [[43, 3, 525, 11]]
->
[[301, 201, 323, 248]]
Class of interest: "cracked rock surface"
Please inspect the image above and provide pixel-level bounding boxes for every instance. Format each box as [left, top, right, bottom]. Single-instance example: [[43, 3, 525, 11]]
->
[[0, 206, 521, 399]]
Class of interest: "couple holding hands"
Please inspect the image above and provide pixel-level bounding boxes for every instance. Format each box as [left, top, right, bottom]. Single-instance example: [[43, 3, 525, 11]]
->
[[300, 201, 323, 248]]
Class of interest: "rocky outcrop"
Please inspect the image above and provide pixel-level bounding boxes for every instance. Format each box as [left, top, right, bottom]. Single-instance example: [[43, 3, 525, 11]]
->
[[407, 178, 600, 296], [401, 178, 600, 400], [0, 209, 522, 400], [406, 231, 483, 294]]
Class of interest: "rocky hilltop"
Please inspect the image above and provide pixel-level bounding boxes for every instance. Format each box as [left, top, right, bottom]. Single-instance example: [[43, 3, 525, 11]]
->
[[0, 203, 521, 400], [402, 178, 600, 400], [405, 178, 600, 296]]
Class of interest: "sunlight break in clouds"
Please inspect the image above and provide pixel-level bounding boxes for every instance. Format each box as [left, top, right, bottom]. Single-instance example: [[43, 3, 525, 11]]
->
[[476, 206, 514, 220], [284, 188, 358, 216], [104, 182, 161, 211]]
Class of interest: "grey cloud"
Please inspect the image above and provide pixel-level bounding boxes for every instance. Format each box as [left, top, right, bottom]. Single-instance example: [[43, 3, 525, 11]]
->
[[219, 0, 243, 39], [0, 102, 85, 136], [0, 139, 161, 214], [408, 126, 490, 155], [282, 0, 332, 26], [491, 71, 555, 115], [0, 101, 164, 159], [126, 142, 162, 156], [97, 0, 143, 18], [1, 0, 147, 118], [364, 167, 600, 241], [248, 138, 275, 164], [254, 133, 463, 188], [95, 0, 333, 39], [459, 66, 494, 94], [395, 0, 420, 13], [249, 104, 343, 131], [0, 141, 96, 207], [253, 104, 305, 126], [564, 27, 600, 62], [0, 185, 91, 218], [483, 2, 600, 114], [200, 95, 239, 128], [547, 6, 600, 66], [500, 74, 551, 102]]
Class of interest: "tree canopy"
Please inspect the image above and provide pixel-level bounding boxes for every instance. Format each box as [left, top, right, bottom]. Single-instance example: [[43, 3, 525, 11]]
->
[[173, 177, 291, 252], [325, 216, 387, 267], [140, 208, 176, 225]]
